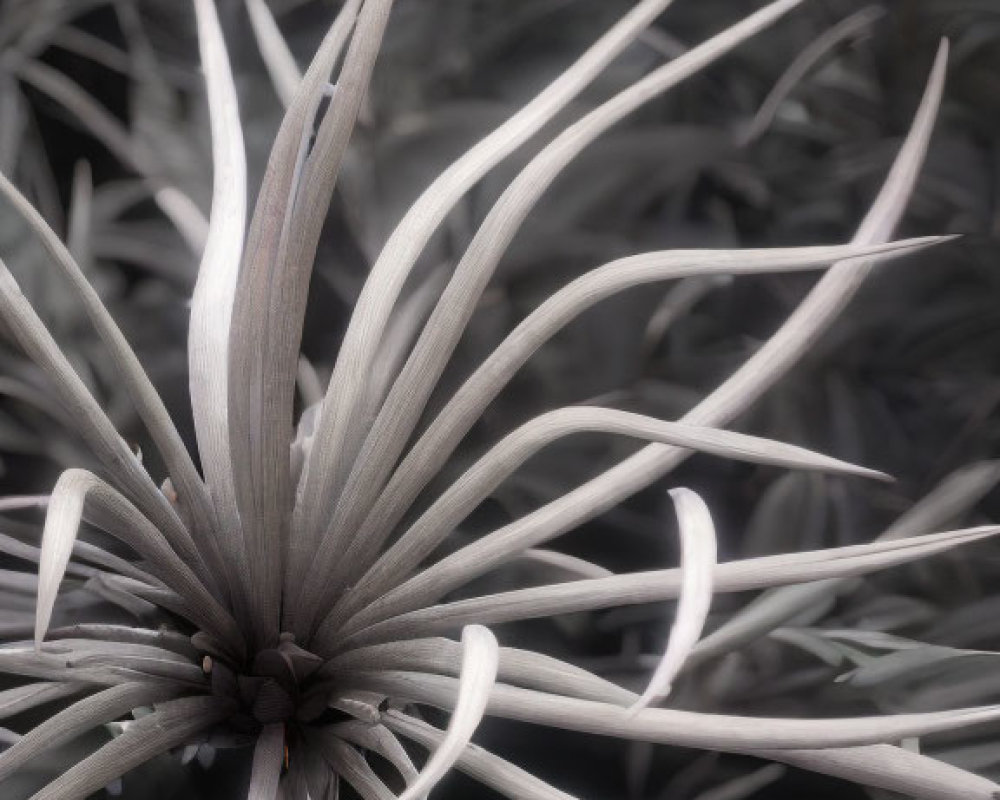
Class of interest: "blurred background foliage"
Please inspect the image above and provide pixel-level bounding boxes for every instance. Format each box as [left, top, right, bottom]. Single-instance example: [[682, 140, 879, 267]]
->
[[0, 0, 998, 797]]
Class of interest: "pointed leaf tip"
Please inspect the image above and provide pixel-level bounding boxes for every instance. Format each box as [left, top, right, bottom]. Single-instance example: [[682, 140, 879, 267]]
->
[[631, 488, 717, 711], [397, 625, 499, 800], [35, 472, 91, 649]]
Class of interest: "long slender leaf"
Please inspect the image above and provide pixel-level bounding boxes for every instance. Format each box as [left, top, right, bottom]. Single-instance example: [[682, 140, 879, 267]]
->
[[765, 745, 1000, 800], [229, 0, 366, 645], [330, 42, 948, 647], [36, 469, 242, 656], [352, 671, 1000, 750], [188, 0, 251, 614], [248, 724, 285, 800], [292, 0, 689, 580], [396, 626, 498, 800], [329, 637, 635, 705], [631, 488, 716, 710], [28, 695, 232, 800], [0, 172, 217, 553], [0, 682, 180, 783], [245, 0, 302, 107], [381, 655, 1000, 800], [338, 525, 999, 646], [324, 404, 889, 633], [514, 549, 613, 581], [0, 681, 84, 720], [47, 624, 199, 659], [13, 59, 207, 252], [332, 721, 419, 787], [739, 6, 885, 144], [691, 460, 1000, 664], [66, 160, 92, 267], [0, 528, 154, 585], [346, 237, 942, 592], [297, 0, 806, 636], [0, 260, 197, 566], [314, 734, 397, 800], [385, 710, 579, 800]]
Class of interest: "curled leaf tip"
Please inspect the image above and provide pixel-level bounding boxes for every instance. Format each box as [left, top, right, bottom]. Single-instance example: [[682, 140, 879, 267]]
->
[[397, 624, 499, 800], [631, 488, 717, 712]]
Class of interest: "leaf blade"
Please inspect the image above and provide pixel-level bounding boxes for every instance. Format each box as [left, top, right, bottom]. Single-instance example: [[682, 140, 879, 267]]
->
[[631, 489, 717, 709], [397, 625, 499, 800]]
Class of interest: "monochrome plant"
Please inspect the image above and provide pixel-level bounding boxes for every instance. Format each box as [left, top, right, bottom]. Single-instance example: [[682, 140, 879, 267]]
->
[[0, 0, 995, 798]]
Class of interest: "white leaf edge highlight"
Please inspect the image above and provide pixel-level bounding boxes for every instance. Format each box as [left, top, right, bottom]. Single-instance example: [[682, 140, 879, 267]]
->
[[397, 625, 499, 800], [631, 488, 717, 710]]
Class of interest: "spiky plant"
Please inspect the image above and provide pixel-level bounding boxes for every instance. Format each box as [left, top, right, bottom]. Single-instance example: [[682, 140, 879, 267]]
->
[[0, 0, 997, 798]]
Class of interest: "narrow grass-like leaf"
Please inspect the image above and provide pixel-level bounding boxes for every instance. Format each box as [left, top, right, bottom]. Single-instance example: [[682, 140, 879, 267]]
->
[[359, 266, 450, 432], [230, 0, 369, 644], [0, 681, 84, 720], [0, 643, 166, 685], [289, 742, 337, 800], [329, 637, 635, 705], [245, 0, 302, 108], [353, 671, 1000, 750], [47, 624, 199, 659], [188, 0, 250, 584], [0, 495, 48, 511], [334, 237, 942, 603], [293, 0, 691, 569], [326, 405, 886, 634], [0, 376, 71, 428], [50, 27, 133, 77], [315, 734, 396, 800], [69, 655, 203, 686], [385, 710, 579, 800], [641, 274, 731, 360], [27, 695, 232, 800], [339, 526, 999, 645], [13, 59, 207, 252], [81, 574, 162, 623], [337, 43, 948, 640], [631, 489, 716, 710], [836, 646, 1000, 689], [397, 626, 499, 800], [0, 528, 154, 586], [332, 721, 419, 787], [515, 550, 613, 581], [375, 653, 1000, 799], [692, 460, 1000, 664], [769, 628, 847, 666], [36, 469, 241, 655], [248, 723, 285, 800], [0, 260, 194, 561], [0, 682, 181, 783], [343, 505, 990, 648], [66, 160, 92, 267], [299, 0, 806, 628], [36, 638, 191, 665], [739, 6, 885, 144], [0, 171, 217, 549], [767, 744, 1000, 800]]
